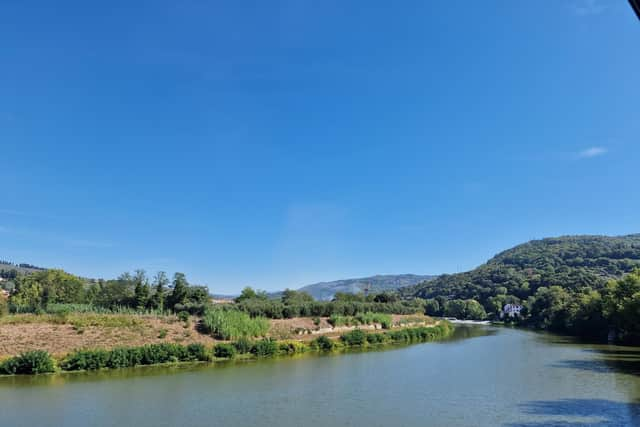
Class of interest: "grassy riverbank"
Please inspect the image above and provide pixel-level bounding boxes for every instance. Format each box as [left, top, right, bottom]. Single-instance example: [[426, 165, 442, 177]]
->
[[0, 311, 435, 357], [0, 322, 453, 376]]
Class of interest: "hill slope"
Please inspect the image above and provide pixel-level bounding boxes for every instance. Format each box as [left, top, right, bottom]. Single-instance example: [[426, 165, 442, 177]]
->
[[0, 261, 45, 278], [299, 274, 435, 300], [401, 234, 640, 310]]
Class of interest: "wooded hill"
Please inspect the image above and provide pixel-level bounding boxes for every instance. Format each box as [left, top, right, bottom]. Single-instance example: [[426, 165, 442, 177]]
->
[[400, 234, 640, 314]]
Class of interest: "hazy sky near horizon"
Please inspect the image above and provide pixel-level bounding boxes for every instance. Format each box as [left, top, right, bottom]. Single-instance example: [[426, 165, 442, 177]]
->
[[1, 1, 639, 293]]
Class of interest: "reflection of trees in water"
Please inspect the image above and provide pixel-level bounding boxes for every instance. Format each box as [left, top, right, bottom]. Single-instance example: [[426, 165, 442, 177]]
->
[[441, 325, 497, 342], [532, 347, 640, 426], [504, 398, 640, 426]]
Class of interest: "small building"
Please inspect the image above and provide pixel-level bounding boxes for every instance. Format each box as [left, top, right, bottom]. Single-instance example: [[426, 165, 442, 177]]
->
[[500, 303, 522, 319]]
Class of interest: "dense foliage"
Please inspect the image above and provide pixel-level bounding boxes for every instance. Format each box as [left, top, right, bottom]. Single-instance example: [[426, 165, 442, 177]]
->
[[213, 343, 237, 358], [234, 287, 426, 319], [512, 270, 640, 344], [328, 312, 392, 329], [0, 323, 453, 375], [403, 235, 640, 318], [7, 269, 208, 314], [60, 343, 210, 371], [201, 308, 270, 340], [0, 350, 55, 375]]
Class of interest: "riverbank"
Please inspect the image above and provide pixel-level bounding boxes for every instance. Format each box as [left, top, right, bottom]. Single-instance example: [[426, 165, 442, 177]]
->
[[0, 322, 453, 376], [0, 312, 435, 358]]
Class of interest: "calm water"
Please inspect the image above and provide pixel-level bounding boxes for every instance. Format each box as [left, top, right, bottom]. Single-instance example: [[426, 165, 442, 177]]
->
[[1, 326, 640, 427]]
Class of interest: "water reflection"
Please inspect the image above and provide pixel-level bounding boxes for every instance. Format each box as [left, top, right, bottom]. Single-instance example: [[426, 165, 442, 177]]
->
[[437, 324, 498, 343], [0, 325, 497, 388], [551, 346, 640, 377], [505, 399, 640, 427], [3, 327, 640, 427]]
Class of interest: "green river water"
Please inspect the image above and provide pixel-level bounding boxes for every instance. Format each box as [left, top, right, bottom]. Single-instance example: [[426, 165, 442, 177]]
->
[[1, 325, 639, 426]]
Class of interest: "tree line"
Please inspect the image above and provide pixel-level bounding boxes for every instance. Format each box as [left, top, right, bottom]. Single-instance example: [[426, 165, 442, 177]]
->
[[7, 269, 209, 314], [231, 287, 427, 318]]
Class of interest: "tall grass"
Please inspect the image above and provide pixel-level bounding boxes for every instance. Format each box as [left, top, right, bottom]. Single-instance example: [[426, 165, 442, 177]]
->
[[201, 308, 269, 340], [0, 313, 144, 328], [328, 312, 392, 329], [45, 303, 169, 316]]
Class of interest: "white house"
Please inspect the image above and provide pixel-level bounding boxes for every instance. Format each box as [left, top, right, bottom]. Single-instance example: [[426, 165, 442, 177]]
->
[[501, 303, 523, 319]]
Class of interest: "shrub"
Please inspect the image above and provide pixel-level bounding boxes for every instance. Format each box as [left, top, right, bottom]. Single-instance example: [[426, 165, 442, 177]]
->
[[214, 343, 237, 359], [0, 350, 55, 375], [278, 341, 307, 355], [233, 337, 253, 354], [158, 328, 168, 339], [251, 338, 278, 357], [61, 343, 210, 372], [186, 343, 210, 361], [202, 308, 269, 340], [311, 335, 334, 351], [328, 314, 351, 327], [340, 329, 367, 346], [177, 311, 190, 322], [366, 332, 387, 344], [61, 349, 109, 371]]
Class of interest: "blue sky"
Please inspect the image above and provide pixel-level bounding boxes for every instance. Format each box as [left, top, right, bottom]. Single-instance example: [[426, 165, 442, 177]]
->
[[1, 1, 639, 293]]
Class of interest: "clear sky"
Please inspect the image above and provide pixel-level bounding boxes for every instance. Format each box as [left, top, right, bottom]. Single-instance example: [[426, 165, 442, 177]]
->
[[1, 1, 639, 293]]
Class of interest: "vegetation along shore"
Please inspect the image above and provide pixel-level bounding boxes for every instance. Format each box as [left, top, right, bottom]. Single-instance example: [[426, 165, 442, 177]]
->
[[0, 322, 453, 376], [2, 233, 640, 376]]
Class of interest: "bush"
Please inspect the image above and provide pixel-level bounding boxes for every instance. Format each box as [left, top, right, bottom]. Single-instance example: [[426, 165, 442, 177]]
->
[[177, 311, 190, 322], [311, 335, 334, 351], [329, 312, 392, 329], [186, 343, 210, 361], [214, 343, 237, 359], [366, 332, 387, 344], [251, 338, 278, 357], [60, 343, 211, 372], [0, 350, 55, 375], [278, 341, 307, 355], [233, 337, 253, 354], [202, 308, 269, 340], [60, 349, 110, 371], [340, 329, 367, 346]]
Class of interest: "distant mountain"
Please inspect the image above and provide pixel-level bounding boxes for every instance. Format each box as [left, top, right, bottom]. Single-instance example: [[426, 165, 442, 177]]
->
[[400, 234, 640, 307], [298, 274, 436, 300]]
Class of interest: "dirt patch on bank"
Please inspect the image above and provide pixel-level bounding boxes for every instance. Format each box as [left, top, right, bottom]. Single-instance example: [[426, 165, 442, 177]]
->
[[0, 315, 216, 358], [0, 313, 436, 358]]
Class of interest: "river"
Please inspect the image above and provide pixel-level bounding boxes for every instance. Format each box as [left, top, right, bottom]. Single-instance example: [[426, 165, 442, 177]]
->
[[1, 326, 639, 426]]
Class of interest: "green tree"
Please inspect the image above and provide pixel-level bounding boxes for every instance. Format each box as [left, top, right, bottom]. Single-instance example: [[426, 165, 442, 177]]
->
[[281, 289, 314, 305], [603, 270, 640, 343], [10, 270, 85, 311], [133, 270, 150, 309], [167, 273, 188, 310], [149, 271, 169, 310], [424, 299, 441, 316], [235, 286, 267, 303]]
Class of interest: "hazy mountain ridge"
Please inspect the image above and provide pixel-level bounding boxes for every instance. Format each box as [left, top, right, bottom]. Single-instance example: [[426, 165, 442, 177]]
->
[[298, 274, 435, 300]]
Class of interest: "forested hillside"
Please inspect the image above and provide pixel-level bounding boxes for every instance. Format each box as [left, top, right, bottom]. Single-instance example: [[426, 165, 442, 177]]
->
[[404, 235, 640, 304], [401, 234, 640, 342]]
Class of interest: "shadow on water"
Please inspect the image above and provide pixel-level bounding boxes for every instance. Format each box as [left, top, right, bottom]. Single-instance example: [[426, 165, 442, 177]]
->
[[552, 347, 640, 377], [504, 399, 640, 427]]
